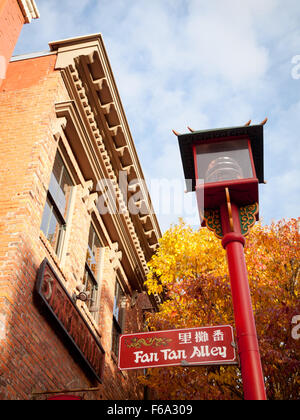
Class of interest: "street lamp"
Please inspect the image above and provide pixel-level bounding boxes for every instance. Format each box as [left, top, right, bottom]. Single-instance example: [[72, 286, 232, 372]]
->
[[176, 122, 267, 400]]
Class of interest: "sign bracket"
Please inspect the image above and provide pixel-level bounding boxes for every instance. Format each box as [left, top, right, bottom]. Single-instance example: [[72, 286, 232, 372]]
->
[[180, 359, 239, 367]]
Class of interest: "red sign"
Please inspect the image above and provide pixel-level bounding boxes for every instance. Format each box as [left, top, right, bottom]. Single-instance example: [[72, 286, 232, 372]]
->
[[118, 325, 237, 370], [36, 259, 105, 383]]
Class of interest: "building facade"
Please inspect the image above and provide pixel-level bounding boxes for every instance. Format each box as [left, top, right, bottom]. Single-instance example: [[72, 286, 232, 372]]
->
[[0, 1, 161, 400]]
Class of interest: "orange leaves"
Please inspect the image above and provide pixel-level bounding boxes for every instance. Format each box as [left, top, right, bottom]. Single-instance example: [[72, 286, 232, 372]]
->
[[143, 218, 300, 400]]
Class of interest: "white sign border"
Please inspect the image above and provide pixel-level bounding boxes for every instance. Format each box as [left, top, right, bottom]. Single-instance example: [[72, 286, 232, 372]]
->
[[118, 325, 237, 371]]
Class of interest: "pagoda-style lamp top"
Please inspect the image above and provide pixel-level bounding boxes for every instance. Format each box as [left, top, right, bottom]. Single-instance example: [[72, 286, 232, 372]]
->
[[177, 124, 265, 209], [176, 123, 268, 400]]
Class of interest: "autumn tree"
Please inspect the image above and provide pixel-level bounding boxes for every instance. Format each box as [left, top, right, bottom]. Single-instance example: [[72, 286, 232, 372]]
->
[[141, 218, 300, 400]]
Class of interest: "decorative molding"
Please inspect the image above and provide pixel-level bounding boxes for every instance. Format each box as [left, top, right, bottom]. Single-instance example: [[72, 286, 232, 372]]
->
[[204, 203, 259, 239], [204, 208, 223, 239], [81, 180, 94, 203], [52, 117, 67, 142], [81, 180, 98, 214], [55, 81, 153, 276], [17, 0, 40, 23], [86, 193, 98, 215], [239, 203, 259, 236], [49, 36, 164, 300], [109, 242, 123, 270], [50, 35, 161, 261]]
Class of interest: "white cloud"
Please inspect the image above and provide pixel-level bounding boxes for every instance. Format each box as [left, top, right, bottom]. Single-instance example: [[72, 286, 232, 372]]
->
[[261, 168, 300, 223], [13, 0, 300, 231], [184, 0, 271, 87]]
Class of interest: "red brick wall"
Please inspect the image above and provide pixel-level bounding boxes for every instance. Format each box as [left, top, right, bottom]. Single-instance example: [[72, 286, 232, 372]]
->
[[0, 55, 151, 400], [0, 0, 25, 87], [0, 55, 73, 400]]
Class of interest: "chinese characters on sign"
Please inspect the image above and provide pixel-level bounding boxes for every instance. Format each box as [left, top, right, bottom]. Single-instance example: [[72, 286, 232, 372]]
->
[[118, 325, 237, 370]]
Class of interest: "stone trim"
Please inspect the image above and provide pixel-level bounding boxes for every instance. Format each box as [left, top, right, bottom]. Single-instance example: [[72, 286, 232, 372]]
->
[[49, 35, 161, 261], [17, 0, 40, 23]]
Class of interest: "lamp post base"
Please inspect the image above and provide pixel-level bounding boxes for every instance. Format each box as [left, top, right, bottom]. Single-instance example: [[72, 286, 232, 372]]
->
[[222, 232, 267, 400], [220, 202, 267, 400]]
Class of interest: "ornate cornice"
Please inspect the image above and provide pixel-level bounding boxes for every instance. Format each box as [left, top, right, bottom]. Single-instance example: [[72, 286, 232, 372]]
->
[[17, 0, 40, 23], [50, 35, 161, 274], [54, 100, 147, 292]]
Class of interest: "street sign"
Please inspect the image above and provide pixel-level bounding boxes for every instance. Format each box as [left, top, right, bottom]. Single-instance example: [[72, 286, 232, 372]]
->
[[118, 325, 237, 371]]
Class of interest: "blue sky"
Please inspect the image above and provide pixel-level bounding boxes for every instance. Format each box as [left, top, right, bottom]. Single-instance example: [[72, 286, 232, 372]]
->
[[14, 0, 300, 232]]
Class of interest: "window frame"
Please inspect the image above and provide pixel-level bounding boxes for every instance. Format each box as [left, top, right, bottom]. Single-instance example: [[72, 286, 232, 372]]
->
[[83, 222, 104, 321], [111, 279, 126, 357], [40, 147, 75, 259], [83, 261, 98, 308]]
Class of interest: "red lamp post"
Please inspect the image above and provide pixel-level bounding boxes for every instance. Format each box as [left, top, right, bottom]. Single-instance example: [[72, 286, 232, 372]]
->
[[176, 123, 267, 400]]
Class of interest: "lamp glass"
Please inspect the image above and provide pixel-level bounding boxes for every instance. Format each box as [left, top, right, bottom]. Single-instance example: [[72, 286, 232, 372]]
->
[[195, 139, 253, 184]]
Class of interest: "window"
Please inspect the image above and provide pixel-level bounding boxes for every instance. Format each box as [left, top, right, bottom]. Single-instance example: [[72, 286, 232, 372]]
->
[[40, 151, 74, 256], [83, 224, 102, 317], [112, 280, 126, 357]]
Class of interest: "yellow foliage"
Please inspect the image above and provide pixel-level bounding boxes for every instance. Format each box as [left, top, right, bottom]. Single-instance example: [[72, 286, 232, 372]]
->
[[142, 218, 300, 400]]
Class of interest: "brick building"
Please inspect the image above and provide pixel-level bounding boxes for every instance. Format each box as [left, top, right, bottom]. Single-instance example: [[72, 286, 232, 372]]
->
[[0, 1, 161, 400]]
